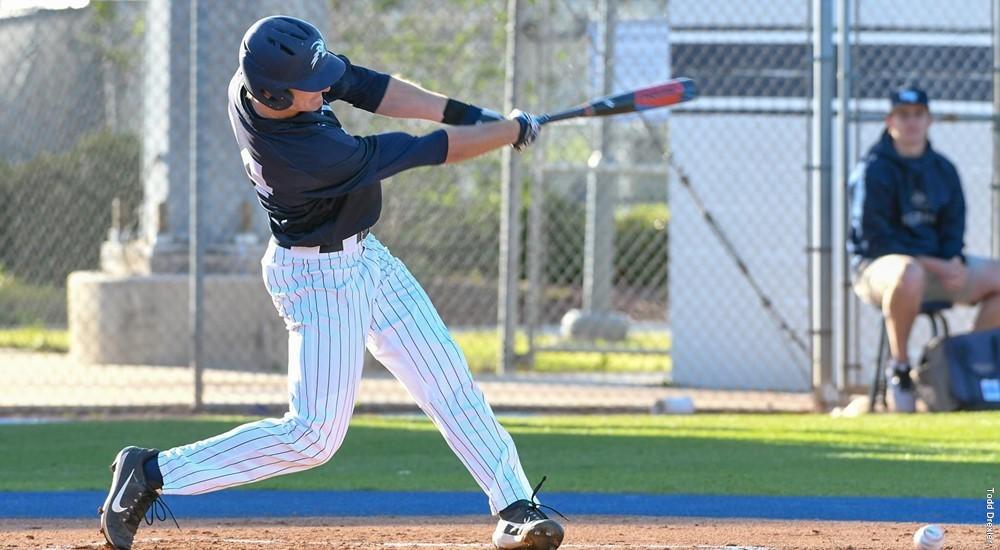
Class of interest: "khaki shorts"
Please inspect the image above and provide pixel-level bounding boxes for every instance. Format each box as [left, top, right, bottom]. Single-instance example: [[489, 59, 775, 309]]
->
[[853, 254, 992, 306]]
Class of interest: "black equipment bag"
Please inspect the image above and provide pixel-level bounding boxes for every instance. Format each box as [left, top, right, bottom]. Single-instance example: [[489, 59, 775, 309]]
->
[[916, 328, 1000, 411]]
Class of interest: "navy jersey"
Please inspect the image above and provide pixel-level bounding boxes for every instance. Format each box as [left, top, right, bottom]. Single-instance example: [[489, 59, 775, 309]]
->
[[227, 54, 449, 247]]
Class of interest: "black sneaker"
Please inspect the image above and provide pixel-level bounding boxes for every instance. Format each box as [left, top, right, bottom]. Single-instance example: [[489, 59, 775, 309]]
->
[[492, 477, 565, 550], [98, 446, 176, 550]]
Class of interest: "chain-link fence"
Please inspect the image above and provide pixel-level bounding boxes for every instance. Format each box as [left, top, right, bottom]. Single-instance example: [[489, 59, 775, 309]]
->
[[519, 0, 672, 377], [650, 0, 814, 392], [0, 0, 996, 414]]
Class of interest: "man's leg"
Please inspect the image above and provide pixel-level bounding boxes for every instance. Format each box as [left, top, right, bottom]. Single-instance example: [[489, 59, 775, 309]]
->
[[156, 247, 368, 494], [99, 244, 370, 549], [974, 294, 1000, 330], [963, 257, 1000, 330], [361, 238, 562, 549], [155, 326, 363, 494], [855, 255, 926, 413], [864, 255, 926, 364], [364, 246, 533, 511]]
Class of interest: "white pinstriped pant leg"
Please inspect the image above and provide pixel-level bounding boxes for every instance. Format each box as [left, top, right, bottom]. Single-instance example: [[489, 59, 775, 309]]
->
[[363, 238, 534, 514], [155, 241, 372, 495]]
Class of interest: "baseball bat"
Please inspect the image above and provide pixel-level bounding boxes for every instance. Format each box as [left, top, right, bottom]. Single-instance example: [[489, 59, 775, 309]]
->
[[535, 77, 697, 126]]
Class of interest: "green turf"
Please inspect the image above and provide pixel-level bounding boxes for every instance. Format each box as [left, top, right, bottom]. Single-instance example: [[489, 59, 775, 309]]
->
[[0, 326, 68, 352], [0, 327, 669, 373], [453, 330, 670, 373], [1, 413, 995, 498]]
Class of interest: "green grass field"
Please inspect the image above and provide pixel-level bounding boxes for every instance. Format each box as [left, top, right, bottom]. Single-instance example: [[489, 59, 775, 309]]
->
[[0, 326, 68, 353], [0, 327, 670, 373], [1, 413, 995, 498], [455, 330, 670, 373]]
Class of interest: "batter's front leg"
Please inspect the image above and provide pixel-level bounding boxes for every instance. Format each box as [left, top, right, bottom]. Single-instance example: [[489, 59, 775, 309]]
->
[[99, 247, 373, 550], [156, 320, 364, 495], [156, 246, 371, 495]]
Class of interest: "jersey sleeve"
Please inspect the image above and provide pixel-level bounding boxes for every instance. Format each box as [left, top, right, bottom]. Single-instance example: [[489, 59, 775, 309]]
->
[[936, 161, 966, 260], [323, 54, 390, 113], [372, 130, 448, 179], [295, 129, 449, 199], [851, 160, 901, 259]]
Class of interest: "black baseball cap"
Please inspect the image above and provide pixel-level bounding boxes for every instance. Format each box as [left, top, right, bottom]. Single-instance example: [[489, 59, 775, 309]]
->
[[889, 86, 929, 109]]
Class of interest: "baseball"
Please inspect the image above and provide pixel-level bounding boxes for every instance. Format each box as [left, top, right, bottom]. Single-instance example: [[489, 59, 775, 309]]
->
[[913, 524, 945, 550]]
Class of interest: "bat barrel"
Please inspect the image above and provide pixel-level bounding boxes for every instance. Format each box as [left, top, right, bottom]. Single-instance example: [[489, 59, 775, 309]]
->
[[634, 78, 698, 109], [536, 77, 698, 126]]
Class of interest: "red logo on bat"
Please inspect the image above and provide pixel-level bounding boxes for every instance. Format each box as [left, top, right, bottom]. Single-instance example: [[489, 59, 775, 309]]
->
[[635, 82, 686, 108]]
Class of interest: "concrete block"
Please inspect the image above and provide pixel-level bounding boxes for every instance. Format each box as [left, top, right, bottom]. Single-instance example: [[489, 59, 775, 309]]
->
[[68, 271, 286, 371]]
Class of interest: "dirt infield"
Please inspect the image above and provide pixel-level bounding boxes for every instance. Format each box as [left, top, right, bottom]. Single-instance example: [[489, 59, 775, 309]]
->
[[0, 516, 984, 549]]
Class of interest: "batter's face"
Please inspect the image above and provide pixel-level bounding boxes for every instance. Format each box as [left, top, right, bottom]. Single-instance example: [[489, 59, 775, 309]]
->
[[886, 104, 931, 149], [289, 86, 330, 112]]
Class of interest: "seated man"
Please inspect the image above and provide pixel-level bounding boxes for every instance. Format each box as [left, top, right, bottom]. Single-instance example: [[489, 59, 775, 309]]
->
[[849, 86, 1000, 412]]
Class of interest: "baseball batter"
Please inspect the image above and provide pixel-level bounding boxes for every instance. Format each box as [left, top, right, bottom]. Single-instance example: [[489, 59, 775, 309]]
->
[[99, 15, 563, 550]]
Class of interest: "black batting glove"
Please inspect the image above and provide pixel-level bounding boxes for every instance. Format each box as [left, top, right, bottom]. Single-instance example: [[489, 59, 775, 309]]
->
[[510, 109, 540, 152]]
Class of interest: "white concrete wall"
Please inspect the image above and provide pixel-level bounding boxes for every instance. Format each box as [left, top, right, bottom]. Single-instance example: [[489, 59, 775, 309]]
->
[[669, 114, 812, 391]]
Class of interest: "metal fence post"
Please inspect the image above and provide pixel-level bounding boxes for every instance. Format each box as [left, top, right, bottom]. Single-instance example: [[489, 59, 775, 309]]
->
[[498, 0, 525, 375], [833, 0, 852, 392], [188, 0, 204, 410], [526, 0, 551, 370], [583, 0, 616, 315], [810, 0, 835, 408]]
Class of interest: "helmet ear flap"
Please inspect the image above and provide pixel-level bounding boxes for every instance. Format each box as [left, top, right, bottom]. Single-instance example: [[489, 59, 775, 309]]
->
[[256, 87, 294, 111]]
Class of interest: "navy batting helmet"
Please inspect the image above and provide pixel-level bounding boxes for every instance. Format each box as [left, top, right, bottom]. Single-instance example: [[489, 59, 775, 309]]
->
[[239, 16, 346, 110]]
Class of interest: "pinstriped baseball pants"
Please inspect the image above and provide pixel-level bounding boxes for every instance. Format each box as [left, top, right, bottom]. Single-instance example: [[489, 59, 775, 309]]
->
[[155, 234, 534, 514]]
